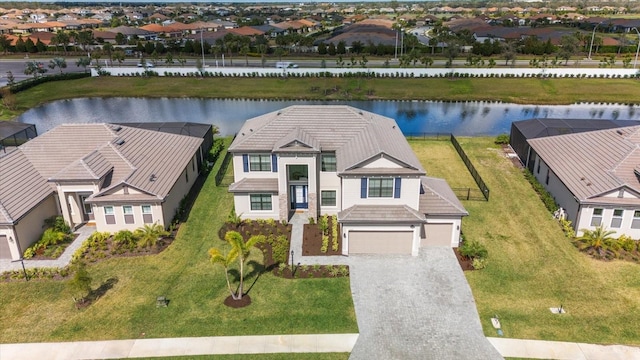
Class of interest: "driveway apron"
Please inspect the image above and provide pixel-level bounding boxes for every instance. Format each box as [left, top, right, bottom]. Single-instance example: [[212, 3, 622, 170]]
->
[[348, 247, 503, 360]]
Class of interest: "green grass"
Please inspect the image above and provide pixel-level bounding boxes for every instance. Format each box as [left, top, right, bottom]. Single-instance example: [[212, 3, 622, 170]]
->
[[411, 138, 640, 345], [0, 141, 357, 343], [127, 354, 349, 360], [3, 76, 640, 121]]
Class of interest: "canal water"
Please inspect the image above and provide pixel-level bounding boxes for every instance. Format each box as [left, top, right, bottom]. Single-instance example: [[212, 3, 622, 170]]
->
[[16, 97, 640, 136]]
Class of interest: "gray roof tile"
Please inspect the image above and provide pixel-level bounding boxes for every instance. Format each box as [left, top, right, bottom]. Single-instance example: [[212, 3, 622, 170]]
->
[[229, 105, 425, 176], [338, 204, 426, 223], [528, 125, 640, 201], [419, 177, 469, 216]]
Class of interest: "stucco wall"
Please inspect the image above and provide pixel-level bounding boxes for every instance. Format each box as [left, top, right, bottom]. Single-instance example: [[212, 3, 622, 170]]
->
[[234, 193, 280, 220], [532, 154, 582, 228], [342, 176, 421, 210], [232, 154, 279, 181], [162, 158, 200, 228], [13, 195, 59, 260], [93, 203, 163, 233]]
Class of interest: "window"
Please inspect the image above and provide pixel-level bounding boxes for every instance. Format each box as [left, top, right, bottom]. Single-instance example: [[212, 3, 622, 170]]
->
[[250, 194, 272, 211], [185, 169, 189, 183], [611, 209, 623, 228], [142, 205, 153, 224], [321, 190, 337, 206], [545, 169, 550, 185], [249, 155, 271, 171], [590, 208, 603, 227], [104, 206, 115, 225], [368, 178, 394, 198], [321, 154, 337, 172], [632, 211, 640, 229], [536, 161, 540, 174], [123, 205, 134, 224]]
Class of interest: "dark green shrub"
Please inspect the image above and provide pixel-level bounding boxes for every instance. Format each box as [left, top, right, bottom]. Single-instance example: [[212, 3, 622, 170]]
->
[[268, 234, 289, 264], [114, 230, 137, 250], [494, 134, 510, 145], [523, 170, 558, 213], [459, 240, 488, 259]]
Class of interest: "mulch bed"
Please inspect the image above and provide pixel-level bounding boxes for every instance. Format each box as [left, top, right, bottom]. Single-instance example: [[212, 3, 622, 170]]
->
[[302, 217, 342, 256], [454, 248, 475, 271], [224, 295, 252, 308], [80, 236, 174, 263]]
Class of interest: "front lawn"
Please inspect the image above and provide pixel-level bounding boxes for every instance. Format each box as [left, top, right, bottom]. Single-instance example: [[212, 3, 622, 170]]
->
[[411, 138, 640, 345], [0, 140, 357, 343]]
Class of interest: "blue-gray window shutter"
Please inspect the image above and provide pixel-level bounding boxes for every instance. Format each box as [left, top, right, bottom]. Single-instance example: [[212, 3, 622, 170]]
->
[[394, 178, 401, 198], [242, 154, 249, 172], [272, 154, 278, 172], [360, 178, 367, 198]]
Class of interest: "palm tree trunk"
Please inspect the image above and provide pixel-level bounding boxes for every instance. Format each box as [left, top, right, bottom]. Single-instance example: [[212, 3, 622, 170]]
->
[[238, 257, 244, 299]]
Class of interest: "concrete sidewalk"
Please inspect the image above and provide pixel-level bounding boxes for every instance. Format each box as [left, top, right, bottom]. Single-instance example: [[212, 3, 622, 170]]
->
[[0, 334, 359, 360], [488, 337, 640, 360]]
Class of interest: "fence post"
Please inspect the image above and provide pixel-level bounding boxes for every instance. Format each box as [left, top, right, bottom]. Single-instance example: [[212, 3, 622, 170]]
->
[[467, 188, 470, 200]]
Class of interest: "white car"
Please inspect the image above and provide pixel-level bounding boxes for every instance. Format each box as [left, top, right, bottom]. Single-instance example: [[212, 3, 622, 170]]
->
[[137, 62, 154, 68]]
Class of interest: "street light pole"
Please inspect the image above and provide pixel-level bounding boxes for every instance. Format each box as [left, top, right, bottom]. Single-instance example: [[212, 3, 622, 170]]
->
[[200, 28, 205, 67], [588, 22, 602, 60], [632, 27, 640, 69]]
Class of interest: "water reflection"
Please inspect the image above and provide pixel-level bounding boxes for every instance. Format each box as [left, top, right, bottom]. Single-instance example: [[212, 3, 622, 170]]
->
[[16, 97, 640, 136]]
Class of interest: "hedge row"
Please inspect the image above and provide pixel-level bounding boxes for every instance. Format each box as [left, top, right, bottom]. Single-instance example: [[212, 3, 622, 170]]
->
[[7, 72, 91, 94]]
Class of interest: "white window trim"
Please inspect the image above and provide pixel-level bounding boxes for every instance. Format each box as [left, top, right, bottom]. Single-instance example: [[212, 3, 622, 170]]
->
[[249, 154, 271, 172], [320, 190, 337, 207], [368, 177, 395, 198], [141, 205, 152, 214], [249, 194, 273, 211]]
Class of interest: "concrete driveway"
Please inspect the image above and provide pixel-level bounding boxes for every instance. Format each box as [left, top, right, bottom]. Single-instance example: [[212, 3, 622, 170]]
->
[[348, 247, 503, 360]]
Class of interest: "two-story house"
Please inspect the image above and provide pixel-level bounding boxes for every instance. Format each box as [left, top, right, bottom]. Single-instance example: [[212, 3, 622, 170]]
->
[[228, 105, 468, 255]]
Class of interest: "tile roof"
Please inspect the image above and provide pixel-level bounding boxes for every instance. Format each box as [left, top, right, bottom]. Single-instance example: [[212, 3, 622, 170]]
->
[[419, 177, 469, 216], [229, 105, 425, 176], [0, 124, 202, 224], [528, 125, 640, 201], [229, 178, 279, 193], [338, 204, 426, 224]]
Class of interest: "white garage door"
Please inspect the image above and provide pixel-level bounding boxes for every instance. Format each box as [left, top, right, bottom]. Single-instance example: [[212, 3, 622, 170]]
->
[[0, 235, 11, 259], [349, 231, 413, 254], [422, 223, 453, 247]]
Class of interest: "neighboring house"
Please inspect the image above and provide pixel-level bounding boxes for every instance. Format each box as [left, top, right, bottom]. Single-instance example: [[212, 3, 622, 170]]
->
[[527, 125, 640, 237], [0, 123, 206, 261], [510, 118, 640, 172], [228, 105, 467, 255]]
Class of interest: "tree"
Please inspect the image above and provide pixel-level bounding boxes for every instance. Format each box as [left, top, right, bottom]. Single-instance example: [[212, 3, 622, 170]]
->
[[76, 57, 91, 73], [558, 35, 579, 65], [318, 42, 327, 55], [54, 30, 70, 54], [576, 226, 617, 257], [76, 30, 94, 51], [15, 36, 26, 53], [165, 52, 174, 65], [102, 43, 114, 66], [503, 41, 517, 66], [135, 223, 169, 248], [327, 42, 336, 56], [24, 61, 47, 78], [112, 50, 125, 67], [68, 261, 92, 304], [35, 38, 47, 52], [209, 231, 263, 301], [351, 41, 363, 54], [337, 40, 346, 55], [0, 34, 11, 54], [443, 40, 460, 67], [48, 57, 67, 74], [24, 38, 36, 53], [115, 32, 126, 45]]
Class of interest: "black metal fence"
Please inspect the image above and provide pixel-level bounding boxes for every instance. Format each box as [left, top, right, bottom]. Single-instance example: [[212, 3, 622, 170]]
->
[[215, 151, 233, 186], [451, 187, 489, 201], [450, 135, 490, 201], [405, 132, 452, 141]]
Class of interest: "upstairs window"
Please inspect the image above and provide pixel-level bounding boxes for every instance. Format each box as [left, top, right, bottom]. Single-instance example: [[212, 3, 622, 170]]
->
[[321, 154, 337, 172], [249, 154, 271, 171], [368, 178, 394, 198]]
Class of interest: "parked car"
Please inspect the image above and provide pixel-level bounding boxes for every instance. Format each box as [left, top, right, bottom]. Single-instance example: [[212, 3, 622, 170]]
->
[[275, 61, 298, 69]]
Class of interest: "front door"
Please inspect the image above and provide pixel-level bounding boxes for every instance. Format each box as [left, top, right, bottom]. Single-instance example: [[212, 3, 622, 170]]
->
[[291, 185, 308, 209], [79, 195, 94, 221]]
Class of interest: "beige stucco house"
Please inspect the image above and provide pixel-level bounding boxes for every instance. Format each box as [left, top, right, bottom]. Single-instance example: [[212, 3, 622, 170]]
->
[[0, 123, 204, 261], [528, 125, 640, 238], [228, 105, 468, 255]]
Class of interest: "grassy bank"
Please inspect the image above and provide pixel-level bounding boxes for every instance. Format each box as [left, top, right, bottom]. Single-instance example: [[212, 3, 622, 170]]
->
[[411, 139, 640, 345], [3, 76, 640, 120], [0, 140, 357, 343]]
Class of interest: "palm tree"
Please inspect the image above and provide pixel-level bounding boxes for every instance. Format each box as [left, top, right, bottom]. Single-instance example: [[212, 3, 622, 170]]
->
[[209, 231, 263, 301], [576, 225, 617, 257], [48, 57, 67, 74], [76, 57, 91, 73], [135, 223, 169, 248]]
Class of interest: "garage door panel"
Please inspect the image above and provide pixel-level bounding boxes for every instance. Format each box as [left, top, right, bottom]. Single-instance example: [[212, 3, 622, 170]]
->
[[422, 223, 453, 247], [349, 231, 412, 254]]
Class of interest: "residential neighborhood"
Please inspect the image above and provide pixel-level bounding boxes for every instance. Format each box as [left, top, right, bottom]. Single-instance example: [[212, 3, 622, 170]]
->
[[1, 2, 640, 360]]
